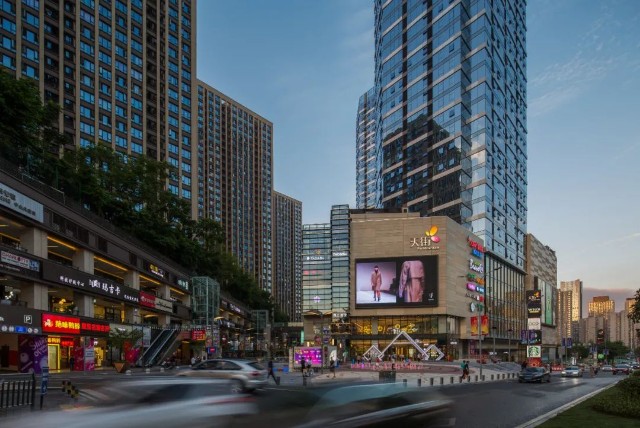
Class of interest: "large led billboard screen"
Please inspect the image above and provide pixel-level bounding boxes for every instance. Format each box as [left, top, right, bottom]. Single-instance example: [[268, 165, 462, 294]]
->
[[355, 256, 438, 307]]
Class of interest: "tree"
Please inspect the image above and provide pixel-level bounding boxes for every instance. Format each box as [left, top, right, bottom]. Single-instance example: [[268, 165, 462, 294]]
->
[[571, 343, 590, 360], [0, 70, 66, 182]]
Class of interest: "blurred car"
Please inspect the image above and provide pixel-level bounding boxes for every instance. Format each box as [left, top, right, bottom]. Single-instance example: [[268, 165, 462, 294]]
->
[[298, 383, 454, 427], [3, 378, 257, 428], [176, 358, 268, 392], [561, 366, 583, 377], [601, 365, 613, 373], [518, 367, 551, 383], [231, 382, 453, 428], [613, 364, 631, 375], [632, 363, 640, 370]]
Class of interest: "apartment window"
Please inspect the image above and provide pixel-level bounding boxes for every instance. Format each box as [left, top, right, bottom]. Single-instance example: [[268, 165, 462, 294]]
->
[[131, 142, 142, 154], [22, 28, 38, 43], [115, 136, 127, 148]]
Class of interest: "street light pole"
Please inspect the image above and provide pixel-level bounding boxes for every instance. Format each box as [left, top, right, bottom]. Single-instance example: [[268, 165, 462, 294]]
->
[[492, 326, 497, 359]]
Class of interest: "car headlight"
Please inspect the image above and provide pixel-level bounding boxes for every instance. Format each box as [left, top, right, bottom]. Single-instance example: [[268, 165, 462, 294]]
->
[[561, 371, 566, 375]]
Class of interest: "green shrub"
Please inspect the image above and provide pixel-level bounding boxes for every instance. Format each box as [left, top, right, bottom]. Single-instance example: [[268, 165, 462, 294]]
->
[[631, 369, 640, 377], [617, 376, 640, 396], [591, 382, 640, 418]]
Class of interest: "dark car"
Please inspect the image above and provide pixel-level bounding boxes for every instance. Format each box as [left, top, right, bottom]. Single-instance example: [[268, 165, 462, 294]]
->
[[518, 367, 551, 383], [613, 364, 632, 375]]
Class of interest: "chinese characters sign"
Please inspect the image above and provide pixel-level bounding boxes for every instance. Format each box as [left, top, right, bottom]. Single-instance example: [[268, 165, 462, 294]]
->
[[43, 260, 140, 304], [42, 314, 80, 334]]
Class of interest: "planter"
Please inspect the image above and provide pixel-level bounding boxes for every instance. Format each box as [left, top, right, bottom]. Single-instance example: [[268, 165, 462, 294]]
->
[[113, 361, 130, 373]]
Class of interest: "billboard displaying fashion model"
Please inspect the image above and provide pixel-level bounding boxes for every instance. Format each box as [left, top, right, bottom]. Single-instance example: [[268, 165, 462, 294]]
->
[[355, 256, 438, 307]]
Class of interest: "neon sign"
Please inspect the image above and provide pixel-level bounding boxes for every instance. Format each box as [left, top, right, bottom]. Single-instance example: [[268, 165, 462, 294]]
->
[[469, 259, 484, 273], [42, 314, 80, 334], [467, 238, 486, 253], [409, 226, 441, 250]]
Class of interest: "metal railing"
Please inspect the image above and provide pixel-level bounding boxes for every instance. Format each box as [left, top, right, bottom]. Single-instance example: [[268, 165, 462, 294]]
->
[[145, 330, 179, 367], [0, 373, 36, 411]]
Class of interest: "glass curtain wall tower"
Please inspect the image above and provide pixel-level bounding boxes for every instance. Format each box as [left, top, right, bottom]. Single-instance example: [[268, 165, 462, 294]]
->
[[372, 0, 527, 269], [356, 88, 380, 209], [0, 0, 198, 215]]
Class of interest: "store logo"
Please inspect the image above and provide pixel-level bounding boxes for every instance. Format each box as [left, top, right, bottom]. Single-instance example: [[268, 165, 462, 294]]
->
[[410, 226, 440, 249]]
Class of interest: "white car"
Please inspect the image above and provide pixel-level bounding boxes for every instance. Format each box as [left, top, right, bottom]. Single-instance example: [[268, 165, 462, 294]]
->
[[176, 358, 268, 392], [561, 366, 583, 377]]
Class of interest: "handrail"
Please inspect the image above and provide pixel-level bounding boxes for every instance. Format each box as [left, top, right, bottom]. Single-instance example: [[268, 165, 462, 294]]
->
[[146, 330, 179, 367], [136, 329, 172, 367]]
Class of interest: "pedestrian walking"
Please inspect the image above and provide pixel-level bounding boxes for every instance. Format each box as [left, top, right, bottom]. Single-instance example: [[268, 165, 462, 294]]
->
[[329, 358, 336, 378], [463, 360, 470, 379], [267, 359, 278, 383], [300, 357, 306, 376], [521, 360, 527, 371]]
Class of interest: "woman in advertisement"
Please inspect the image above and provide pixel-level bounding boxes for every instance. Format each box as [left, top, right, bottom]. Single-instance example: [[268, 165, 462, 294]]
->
[[398, 260, 425, 303]]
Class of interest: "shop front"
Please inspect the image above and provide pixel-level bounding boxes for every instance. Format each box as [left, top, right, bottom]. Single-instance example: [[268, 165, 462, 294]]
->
[[0, 305, 45, 372], [41, 312, 110, 371]]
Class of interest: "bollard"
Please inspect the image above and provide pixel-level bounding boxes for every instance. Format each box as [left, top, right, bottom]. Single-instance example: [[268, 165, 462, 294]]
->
[[160, 367, 165, 373], [451, 376, 455, 384], [475, 375, 478, 382], [430, 377, 434, 386], [467, 375, 471, 383], [491, 374, 494, 380], [126, 370, 132, 375], [403, 379, 407, 387], [440, 377, 444, 385], [418, 378, 422, 387], [146, 368, 151, 373], [502, 373, 505, 379], [459, 375, 463, 383], [276, 376, 281, 385]]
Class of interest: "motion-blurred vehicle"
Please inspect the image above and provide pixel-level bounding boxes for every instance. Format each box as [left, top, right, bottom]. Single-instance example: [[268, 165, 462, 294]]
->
[[518, 367, 551, 383], [3, 378, 257, 428], [600, 365, 613, 373], [561, 366, 583, 378], [613, 364, 631, 375], [176, 358, 268, 392], [234, 382, 454, 428]]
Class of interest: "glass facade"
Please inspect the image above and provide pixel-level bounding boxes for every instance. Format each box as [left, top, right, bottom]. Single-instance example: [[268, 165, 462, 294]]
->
[[302, 224, 332, 314], [196, 82, 274, 293], [330, 205, 350, 318], [369, 0, 528, 270], [355, 88, 380, 209], [0, 0, 197, 214]]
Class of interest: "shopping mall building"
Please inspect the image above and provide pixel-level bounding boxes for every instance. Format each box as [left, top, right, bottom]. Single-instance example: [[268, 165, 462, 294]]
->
[[348, 210, 524, 362], [0, 169, 193, 373]]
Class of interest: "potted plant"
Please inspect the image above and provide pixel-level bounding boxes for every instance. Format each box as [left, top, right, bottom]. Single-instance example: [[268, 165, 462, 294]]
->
[[108, 328, 143, 373]]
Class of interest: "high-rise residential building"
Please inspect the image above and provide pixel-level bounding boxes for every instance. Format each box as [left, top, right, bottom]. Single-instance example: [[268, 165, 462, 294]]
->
[[0, 0, 198, 215], [366, 0, 528, 270], [302, 223, 332, 316], [588, 296, 615, 317], [196, 81, 273, 292], [356, 88, 379, 209], [272, 191, 302, 322], [624, 298, 638, 351], [559, 279, 583, 342]]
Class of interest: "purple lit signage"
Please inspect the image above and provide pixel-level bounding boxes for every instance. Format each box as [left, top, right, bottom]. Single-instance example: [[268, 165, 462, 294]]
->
[[293, 347, 322, 367]]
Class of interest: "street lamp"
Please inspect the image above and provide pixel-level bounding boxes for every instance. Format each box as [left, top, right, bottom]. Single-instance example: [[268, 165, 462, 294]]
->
[[508, 328, 513, 362]]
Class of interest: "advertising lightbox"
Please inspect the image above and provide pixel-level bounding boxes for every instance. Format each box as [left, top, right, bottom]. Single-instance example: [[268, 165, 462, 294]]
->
[[355, 256, 438, 307]]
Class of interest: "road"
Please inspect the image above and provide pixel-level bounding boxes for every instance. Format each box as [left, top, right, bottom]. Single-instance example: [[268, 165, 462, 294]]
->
[[12, 369, 623, 427]]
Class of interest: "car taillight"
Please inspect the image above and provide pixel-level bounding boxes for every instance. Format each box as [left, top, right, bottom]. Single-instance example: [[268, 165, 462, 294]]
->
[[251, 371, 261, 377]]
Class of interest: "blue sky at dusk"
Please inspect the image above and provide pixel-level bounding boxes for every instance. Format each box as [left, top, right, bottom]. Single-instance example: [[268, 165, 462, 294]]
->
[[197, 1, 640, 308]]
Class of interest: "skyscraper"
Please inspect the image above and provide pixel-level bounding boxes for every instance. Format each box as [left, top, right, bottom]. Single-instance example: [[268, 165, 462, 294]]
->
[[196, 81, 273, 292], [272, 191, 302, 322], [559, 279, 583, 342], [302, 223, 332, 315], [366, 0, 528, 269], [0, 0, 198, 214], [330, 204, 350, 320], [356, 87, 379, 209]]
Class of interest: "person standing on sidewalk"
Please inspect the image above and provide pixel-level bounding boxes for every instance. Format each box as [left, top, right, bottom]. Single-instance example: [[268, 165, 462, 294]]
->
[[329, 358, 336, 378], [300, 357, 306, 377]]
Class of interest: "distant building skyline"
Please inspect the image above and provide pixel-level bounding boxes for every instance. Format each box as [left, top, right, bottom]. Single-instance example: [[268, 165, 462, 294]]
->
[[588, 296, 615, 317], [559, 279, 583, 342]]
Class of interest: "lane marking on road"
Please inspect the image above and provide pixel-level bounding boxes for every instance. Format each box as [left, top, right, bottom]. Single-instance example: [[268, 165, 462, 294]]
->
[[513, 382, 618, 428]]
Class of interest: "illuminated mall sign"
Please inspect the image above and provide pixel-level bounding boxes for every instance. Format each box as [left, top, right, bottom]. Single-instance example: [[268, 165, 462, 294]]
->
[[80, 320, 110, 335], [42, 260, 140, 304], [409, 226, 441, 250], [466, 273, 485, 285], [47, 337, 74, 347], [42, 313, 81, 334], [145, 262, 166, 279], [140, 291, 156, 309], [0, 182, 44, 223], [0, 249, 41, 279], [469, 259, 484, 273], [154, 296, 173, 313]]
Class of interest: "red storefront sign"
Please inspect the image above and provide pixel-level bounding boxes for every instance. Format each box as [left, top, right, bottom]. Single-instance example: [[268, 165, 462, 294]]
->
[[191, 329, 206, 341], [140, 291, 156, 308], [42, 314, 81, 334], [81, 321, 110, 334]]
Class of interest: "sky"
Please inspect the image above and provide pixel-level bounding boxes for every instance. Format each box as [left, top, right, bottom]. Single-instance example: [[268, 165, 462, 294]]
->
[[197, 1, 640, 310]]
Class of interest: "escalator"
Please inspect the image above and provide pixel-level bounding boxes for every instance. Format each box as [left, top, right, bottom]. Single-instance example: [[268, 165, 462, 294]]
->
[[137, 329, 177, 367]]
